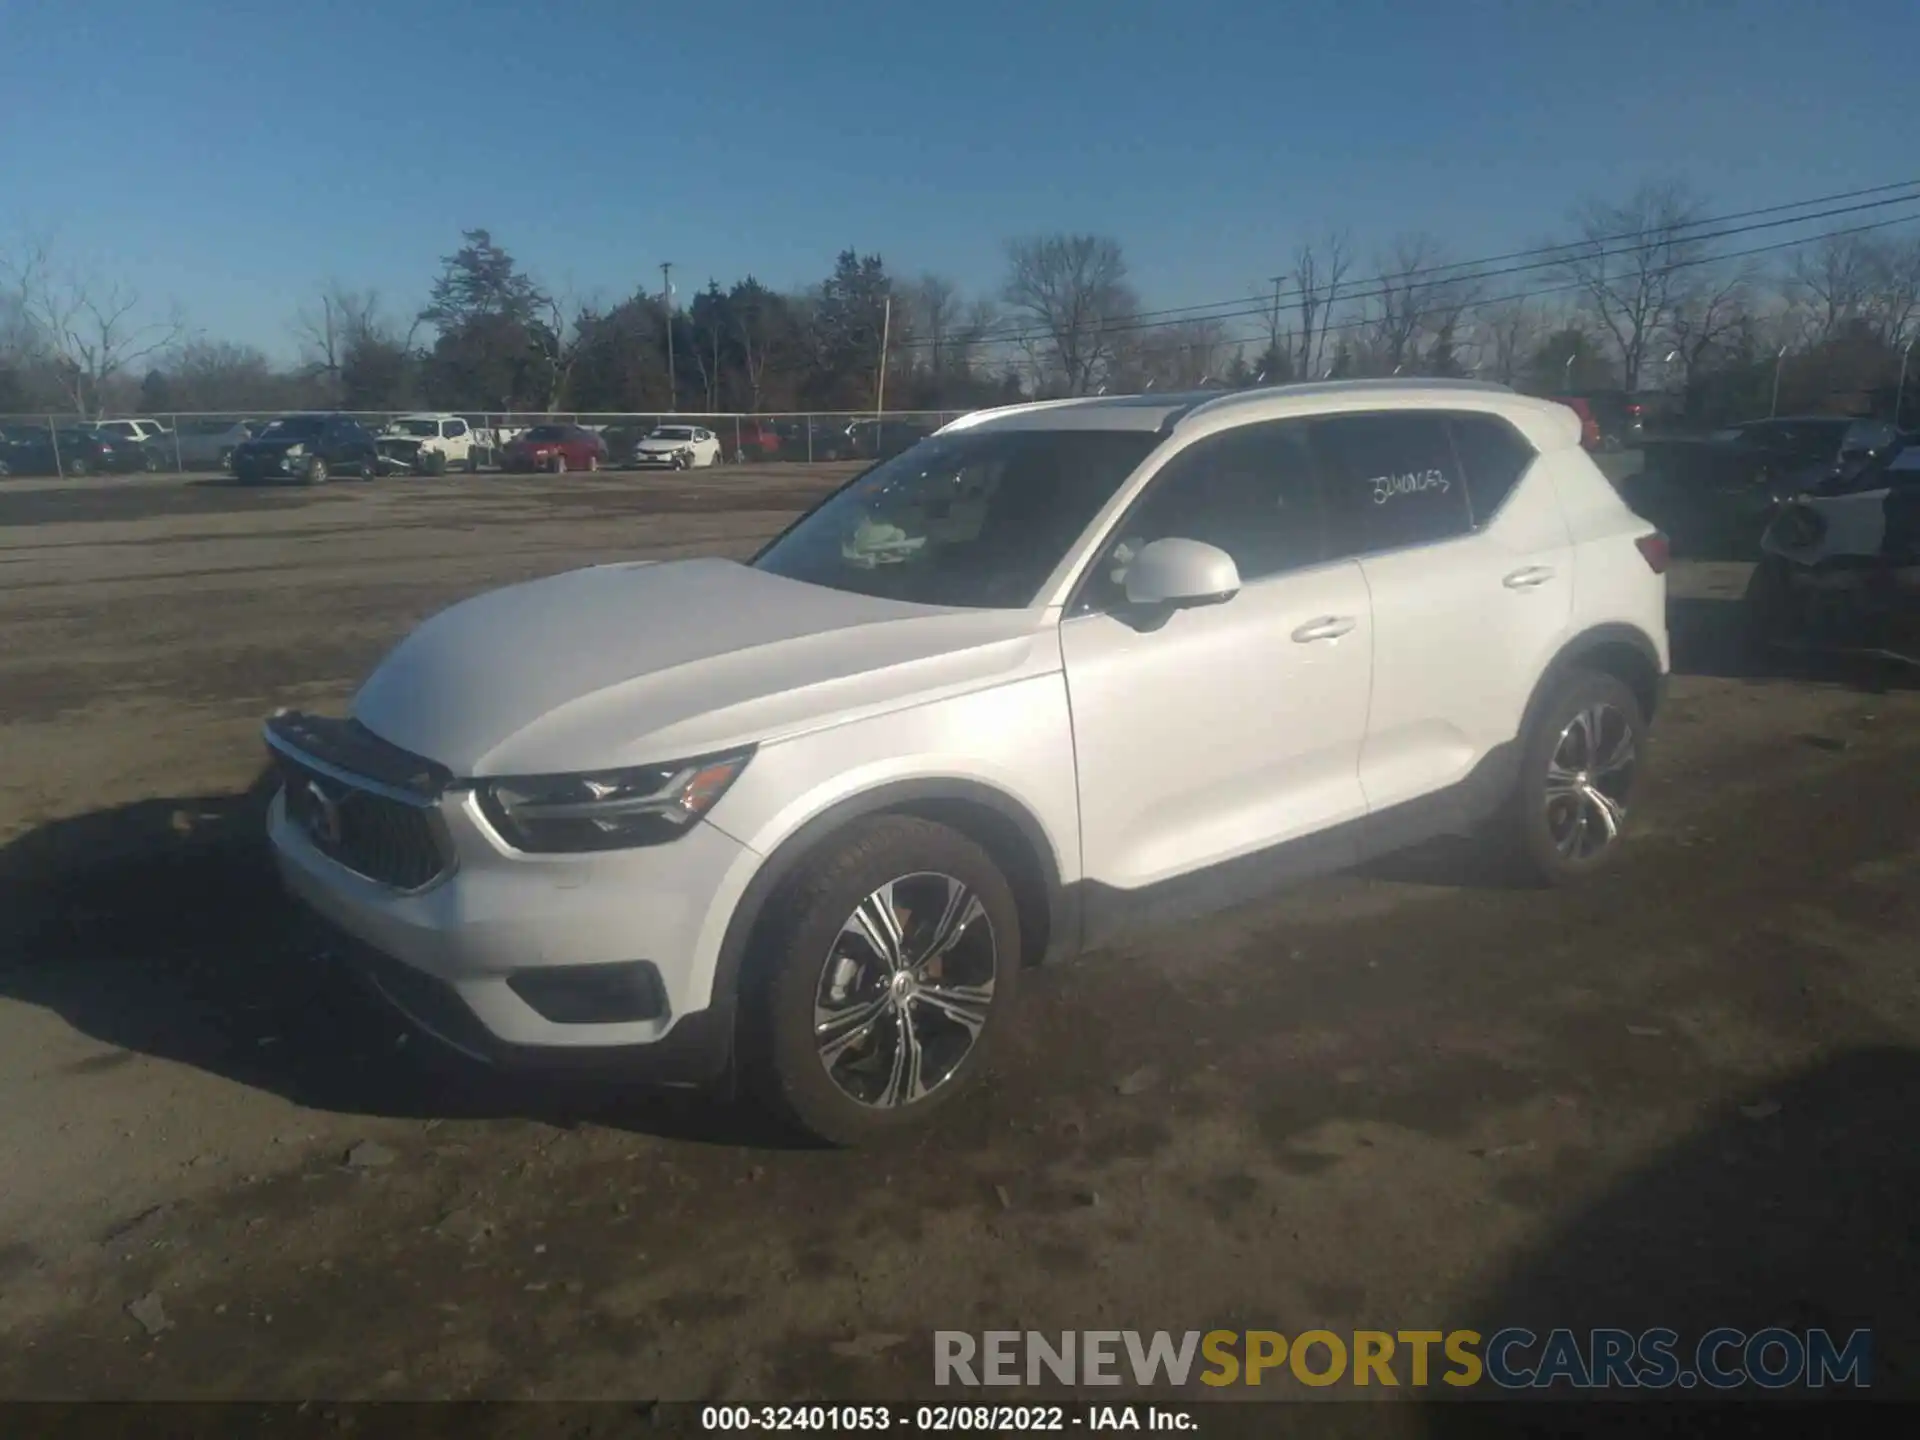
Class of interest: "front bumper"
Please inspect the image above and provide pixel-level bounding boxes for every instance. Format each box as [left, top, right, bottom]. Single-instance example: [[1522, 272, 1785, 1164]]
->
[[265, 726, 757, 1082], [633, 451, 687, 468]]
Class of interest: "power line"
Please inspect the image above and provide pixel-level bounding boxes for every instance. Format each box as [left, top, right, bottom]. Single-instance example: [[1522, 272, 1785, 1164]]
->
[[919, 179, 1920, 355]]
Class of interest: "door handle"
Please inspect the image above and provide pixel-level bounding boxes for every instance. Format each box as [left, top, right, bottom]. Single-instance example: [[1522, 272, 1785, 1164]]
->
[[1503, 565, 1556, 590], [1291, 615, 1357, 643]]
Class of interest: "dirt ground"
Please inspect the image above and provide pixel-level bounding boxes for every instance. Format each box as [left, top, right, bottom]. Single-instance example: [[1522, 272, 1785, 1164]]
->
[[1, 463, 1917, 1422]]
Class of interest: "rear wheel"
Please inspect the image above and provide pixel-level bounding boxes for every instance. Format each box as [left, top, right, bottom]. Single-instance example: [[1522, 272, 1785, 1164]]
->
[[424, 449, 448, 477], [550, 453, 568, 475], [1496, 670, 1645, 886], [304, 456, 329, 486], [746, 815, 1022, 1146], [66, 457, 89, 477]]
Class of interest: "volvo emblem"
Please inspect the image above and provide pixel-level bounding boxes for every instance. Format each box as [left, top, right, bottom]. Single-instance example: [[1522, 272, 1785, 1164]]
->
[[304, 779, 344, 847]]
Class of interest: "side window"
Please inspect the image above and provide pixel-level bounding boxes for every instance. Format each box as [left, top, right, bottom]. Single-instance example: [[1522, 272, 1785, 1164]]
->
[[1314, 411, 1471, 557], [1447, 412, 1537, 526], [446, 420, 467, 439], [1077, 421, 1325, 614]]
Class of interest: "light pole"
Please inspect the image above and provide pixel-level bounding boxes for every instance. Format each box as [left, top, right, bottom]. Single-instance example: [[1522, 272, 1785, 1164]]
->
[[660, 261, 676, 413], [1770, 343, 1789, 418], [1897, 338, 1916, 430]]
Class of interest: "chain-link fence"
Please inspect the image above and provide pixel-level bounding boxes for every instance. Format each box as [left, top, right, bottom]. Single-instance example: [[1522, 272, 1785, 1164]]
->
[[0, 410, 971, 480]]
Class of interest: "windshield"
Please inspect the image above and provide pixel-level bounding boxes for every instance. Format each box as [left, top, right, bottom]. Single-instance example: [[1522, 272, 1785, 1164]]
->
[[649, 427, 694, 441], [753, 429, 1160, 609], [523, 425, 567, 441], [388, 419, 439, 437], [258, 417, 324, 440]]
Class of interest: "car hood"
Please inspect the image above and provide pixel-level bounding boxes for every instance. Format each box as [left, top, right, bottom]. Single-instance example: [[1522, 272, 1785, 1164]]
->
[[637, 438, 692, 451], [350, 557, 1049, 776]]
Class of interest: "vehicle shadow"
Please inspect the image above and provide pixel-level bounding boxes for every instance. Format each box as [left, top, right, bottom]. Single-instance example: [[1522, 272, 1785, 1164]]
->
[[0, 768, 805, 1149], [1420, 1046, 1918, 1424]]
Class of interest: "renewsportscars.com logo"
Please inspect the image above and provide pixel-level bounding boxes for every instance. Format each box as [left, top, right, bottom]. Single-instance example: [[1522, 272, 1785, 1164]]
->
[[934, 1328, 1873, 1391]]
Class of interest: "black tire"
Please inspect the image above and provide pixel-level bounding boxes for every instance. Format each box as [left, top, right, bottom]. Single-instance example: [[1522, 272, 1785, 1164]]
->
[[550, 453, 567, 475], [217, 447, 233, 472], [1496, 669, 1646, 887], [424, 449, 448, 477], [587, 452, 599, 473], [303, 456, 329, 486], [466, 452, 481, 474], [744, 815, 1023, 1146], [65, 457, 88, 477], [141, 449, 161, 473]]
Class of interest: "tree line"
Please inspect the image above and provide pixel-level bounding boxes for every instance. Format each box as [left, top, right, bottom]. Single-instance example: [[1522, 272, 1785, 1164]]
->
[[4, 179, 1918, 427]]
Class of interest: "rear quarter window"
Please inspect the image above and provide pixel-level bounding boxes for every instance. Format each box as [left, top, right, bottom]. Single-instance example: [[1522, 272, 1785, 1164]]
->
[[1446, 412, 1537, 525]]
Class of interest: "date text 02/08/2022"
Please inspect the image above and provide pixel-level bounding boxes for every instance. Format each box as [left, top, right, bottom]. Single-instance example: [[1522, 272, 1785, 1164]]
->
[[698, 1404, 1193, 1431]]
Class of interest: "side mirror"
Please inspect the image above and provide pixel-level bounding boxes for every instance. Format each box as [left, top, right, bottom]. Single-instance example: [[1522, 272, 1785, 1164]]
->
[[1122, 538, 1241, 609]]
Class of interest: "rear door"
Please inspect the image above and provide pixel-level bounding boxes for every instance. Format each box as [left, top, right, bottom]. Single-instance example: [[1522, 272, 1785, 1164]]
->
[[1313, 409, 1572, 826]]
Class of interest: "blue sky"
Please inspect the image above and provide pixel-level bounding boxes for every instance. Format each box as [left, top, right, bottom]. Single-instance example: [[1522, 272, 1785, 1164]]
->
[[2, 0, 1915, 358]]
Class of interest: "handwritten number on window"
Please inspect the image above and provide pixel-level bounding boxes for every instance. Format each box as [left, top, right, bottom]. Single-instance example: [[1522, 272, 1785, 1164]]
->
[[1368, 469, 1450, 505]]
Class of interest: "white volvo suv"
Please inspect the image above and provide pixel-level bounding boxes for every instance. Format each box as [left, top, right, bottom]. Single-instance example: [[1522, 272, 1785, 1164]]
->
[[266, 380, 1669, 1143]]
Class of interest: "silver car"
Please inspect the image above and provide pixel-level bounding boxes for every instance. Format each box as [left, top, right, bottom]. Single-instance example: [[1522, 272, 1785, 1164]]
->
[[171, 419, 258, 471]]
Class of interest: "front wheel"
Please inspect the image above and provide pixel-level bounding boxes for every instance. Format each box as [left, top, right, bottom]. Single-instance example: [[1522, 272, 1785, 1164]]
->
[[746, 815, 1022, 1146], [550, 453, 568, 475], [303, 457, 329, 486], [1495, 670, 1645, 886]]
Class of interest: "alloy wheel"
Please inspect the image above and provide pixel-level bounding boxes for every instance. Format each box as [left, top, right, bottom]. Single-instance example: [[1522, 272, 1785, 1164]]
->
[[1544, 702, 1635, 861], [813, 872, 997, 1109]]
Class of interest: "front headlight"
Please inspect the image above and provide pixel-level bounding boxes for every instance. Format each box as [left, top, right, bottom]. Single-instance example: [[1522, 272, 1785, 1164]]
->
[[476, 749, 752, 852]]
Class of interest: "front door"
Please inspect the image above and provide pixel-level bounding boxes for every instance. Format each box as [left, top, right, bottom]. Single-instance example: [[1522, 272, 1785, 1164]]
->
[[1059, 419, 1374, 934]]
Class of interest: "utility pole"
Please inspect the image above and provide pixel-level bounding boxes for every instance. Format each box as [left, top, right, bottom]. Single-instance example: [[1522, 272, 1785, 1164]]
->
[[1267, 274, 1284, 374], [660, 262, 676, 413], [874, 294, 892, 418]]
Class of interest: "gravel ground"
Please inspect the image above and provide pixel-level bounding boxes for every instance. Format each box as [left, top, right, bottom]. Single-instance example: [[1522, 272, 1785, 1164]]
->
[[1, 463, 1916, 1422]]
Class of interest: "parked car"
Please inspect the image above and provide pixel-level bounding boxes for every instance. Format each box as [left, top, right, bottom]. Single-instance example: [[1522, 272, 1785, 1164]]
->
[[231, 414, 381, 485], [92, 417, 173, 448], [731, 421, 782, 462], [1553, 391, 1666, 450], [1746, 437, 1920, 668], [1626, 415, 1901, 556], [261, 378, 1669, 1144], [634, 425, 723, 469], [172, 418, 257, 470], [0, 426, 160, 476], [778, 419, 854, 462], [376, 413, 491, 475], [500, 424, 607, 474], [845, 417, 934, 460]]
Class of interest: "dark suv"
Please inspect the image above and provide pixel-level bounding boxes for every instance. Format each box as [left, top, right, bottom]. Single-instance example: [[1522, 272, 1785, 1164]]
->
[[232, 415, 380, 485]]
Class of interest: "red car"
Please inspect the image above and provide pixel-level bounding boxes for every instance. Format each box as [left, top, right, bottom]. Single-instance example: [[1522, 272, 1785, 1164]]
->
[[732, 421, 782, 462], [1554, 396, 1603, 452], [501, 423, 608, 474]]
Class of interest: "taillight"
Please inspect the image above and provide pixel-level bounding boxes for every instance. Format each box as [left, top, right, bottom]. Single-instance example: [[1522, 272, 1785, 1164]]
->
[[1635, 532, 1670, 574]]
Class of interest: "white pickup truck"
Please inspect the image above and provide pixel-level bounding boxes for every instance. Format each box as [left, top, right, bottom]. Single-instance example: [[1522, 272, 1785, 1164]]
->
[[375, 414, 494, 474]]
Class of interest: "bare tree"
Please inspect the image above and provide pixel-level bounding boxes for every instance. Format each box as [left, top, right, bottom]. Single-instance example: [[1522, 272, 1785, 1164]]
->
[[1002, 235, 1137, 396], [1556, 182, 1708, 392], [293, 286, 400, 394], [1366, 233, 1483, 375], [1865, 234, 1920, 348], [1473, 300, 1538, 386], [1663, 261, 1755, 396], [3, 238, 186, 417], [1288, 230, 1352, 379], [1788, 232, 1878, 342]]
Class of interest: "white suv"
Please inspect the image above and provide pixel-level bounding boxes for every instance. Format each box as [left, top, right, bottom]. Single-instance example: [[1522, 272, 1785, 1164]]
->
[[265, 380, 1669, 1143]]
